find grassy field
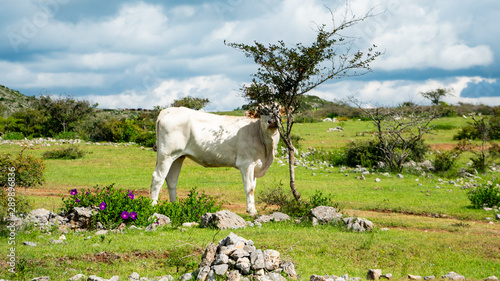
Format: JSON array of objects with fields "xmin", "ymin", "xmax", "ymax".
[{"xmin": 1, "ymin": 116, "xmax": 499, "ymax": 280}]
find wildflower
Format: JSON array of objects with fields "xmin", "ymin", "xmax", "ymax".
[
  {"xmin": 128, "ymin": 192, "xmax": 134, "ymax": 200},
  {"xmin": 75, "ymin": 198, "xmax": 80, "ymax": 203},
  {"xmin": 121, "ymin": 211, "xmax": 130, "ymax": 220},
  {"xmin": 70, "ymin": 189, "xmax": 78, "ymax": 195},
  {"xmin": 130, "ymin": 211, "xmax": 138, "ymax": 220},
  {"xmin": 99, "ymin": 202, "xmax": 107, "ymax": 210}
]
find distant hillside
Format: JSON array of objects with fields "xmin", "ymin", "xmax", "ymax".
[
  {"xmin": 0, "ymin": 85, "xmax": 34, "ymax": 116},
  {"xmin": 300, "ymin": 95, "xmax": 336, "ymax": 111}
]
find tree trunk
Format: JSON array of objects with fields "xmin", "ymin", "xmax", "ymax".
[{"xmin": 287, "ymin": 145, "xmax": 302, "ymax": 203}]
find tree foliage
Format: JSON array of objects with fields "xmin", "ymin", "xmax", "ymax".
[
  {"xmin": 171, "ymin": 96, "xmax": 210, "ymax": 110},
  {"xmin": 227, "ymin": 4, "xmax": 381, "ymax": 202},
  {"xmin": 420, "ymin": 88, "xmax": 453, "ymax": 105}
]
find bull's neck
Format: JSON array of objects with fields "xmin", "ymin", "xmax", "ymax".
[{"xmin": 257, "ymin": 121, "xmax": 279, "ymax": 171}]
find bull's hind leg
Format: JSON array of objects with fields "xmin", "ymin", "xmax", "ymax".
[
  {"xmin": 150, "ymin": 154, "xmax": 176, "ymax": 205},
  {"xmin": 166, "ymin": 156, "xmax": 185, "ymax": 202}
]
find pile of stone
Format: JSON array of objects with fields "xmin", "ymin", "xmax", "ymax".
[
  {"xmin": 185, "ymin": 232, "xmax": 297, "ymax": 281},
  {"xmin": 310, "ymin": 206, "xmax": 374, "ymax": 232}
]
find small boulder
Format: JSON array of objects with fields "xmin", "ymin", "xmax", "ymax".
[
  {"xmin": 263, "ymin": 249, "xmax": 280, "ymax": 271},
  {"xmin": 201, "ymin": 210, "xmax": 246, "ymax": 230},
  {"xmin": 367, "ymin": 269, "xmax": 382, "ymax": 280},
  {"xmin": 441, "ymin": 272, "xmax": 465, "ymax": 281},
  {"xmin": 310, "ymin": 206, "xmax": 342, "ymax": 224}
]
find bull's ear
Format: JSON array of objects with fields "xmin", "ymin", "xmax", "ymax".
[{"xmin": 244, "ymin": 110, "xmax": 259, "ymax": 119}]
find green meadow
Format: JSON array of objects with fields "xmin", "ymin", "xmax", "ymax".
[{"xmin": 1, "ymin": 116, "xmax": 499, "ymax": 280}]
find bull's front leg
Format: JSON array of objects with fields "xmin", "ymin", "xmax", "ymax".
[{"xmin": 239, "ymin": 164, "xmax": 258, "ymax": 217}]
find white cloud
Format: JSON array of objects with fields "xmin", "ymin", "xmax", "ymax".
[{"xmin": 85, "ymin": 75, "xmax": 246, "ymax": 111}]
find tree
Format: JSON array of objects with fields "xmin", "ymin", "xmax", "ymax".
[
  {"xmin": 350, "ymin": 98, "xmax": 435, "ymax": 173},
  {"xmin": 227, "ymin": 4, "xmax": 381, "ymax": 203},
  {"xmin": 171, "ymin": 96, "xmax": 210, "ymax": 110},
  {"xmin": 37, "ymin": 95, "xmax": 97, "ymax": 134},
  {"xmin": 420, "ymin": 88, "xmax": 453, "ymax": 105}
]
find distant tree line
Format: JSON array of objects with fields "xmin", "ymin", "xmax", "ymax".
[{"xmin": 0, "ymin": 95, "xmax": 210, "ymax": 147}]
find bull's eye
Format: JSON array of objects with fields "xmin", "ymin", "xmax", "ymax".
[{"xmin": 268, "ymin": 120, "xmax": 273, "ymax": 124}]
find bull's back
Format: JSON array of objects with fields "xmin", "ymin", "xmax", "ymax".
[{"xmin": 156, "ymin": 107, "xmax": 255, "ymax": 167}]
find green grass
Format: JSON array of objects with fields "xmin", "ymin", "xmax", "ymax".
[{"xmin": 1, "ymin": 116, "xmax": 499, "ymax": 280}]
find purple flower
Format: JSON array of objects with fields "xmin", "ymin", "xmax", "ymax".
[
  {"xmin": 128, "ymin": 191, "xmax": 134, "ymax": 200},
  {"xmin": 75, "ymin": 198, "xmax": 80, "ymax": 203},
  {"xmin": 86, "ymin": 192, "xmax": 90, "ymax": 195},
  {"xmin": 70, "ymin": 189, "xmax": 78, "ymax": 195},
  {"xmin": 130, "ymin": 211, "xmax": 138, "ymax": 220},
  {"xmin": 99, "ymin": 202, "xmax": 107, "ymax": 210},
  {"xmin": 121, "ymin": 211, "xmax": 130, "ymax": 220}
]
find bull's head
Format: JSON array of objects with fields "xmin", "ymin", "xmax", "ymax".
[{"xmin": 256, "ymin": 102, "xmax": 281, "ymax": 130}]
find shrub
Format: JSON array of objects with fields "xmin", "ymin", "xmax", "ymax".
[
  {"xmin": 55, "ymin": 131, "xmax": 79, "ymax": 140},
  {"xmin": 43, "ymin": 146, "xmax": 90, "ymax": 160},
  {"xmin": 433, "ymin": 124, "xmax": 456, "ymax": 130},
  {"xmin": 0, "ymin": 187, "xmax": 32, "ymax": 230},
  {"xmin": 258, "ymin": 181, "xmax": 341, "ymax": 217},
  {"xmin": 133, "ymin": 131, "xmax": 156, "ymax": 147},
  {"xmin": 0, "ymin": 149, "xmax": 45, "ymax": 189},
  {"xmin": 433, "ymin": 150, "xmax": 461, "ymax": 173},
  {"xmin": 467, "ymin": 179, "xmax": 500, "ymax": 208},
  {"xmin": 2, "ymin": 132, "xmax": 25, "ymax": 140},
  {"xmin": 60, "ymin": 184, "xmax": 156, "ymax": 229},
  {"xmin": 60, "ymin": 185, "xmax": 221, "ymax": 228},
  {"xmin": 156, "ymin": 188, "xmax": 222, "ymax": 226}
]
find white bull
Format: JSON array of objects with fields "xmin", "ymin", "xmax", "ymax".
[{"xmin": 150, "ymin": 106, "xmax": 280, "ymax": 216}]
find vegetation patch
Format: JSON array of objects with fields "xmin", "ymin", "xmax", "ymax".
[{"xmin": 42, "ymin": 146, "xmax": 90, "ymax": 160}]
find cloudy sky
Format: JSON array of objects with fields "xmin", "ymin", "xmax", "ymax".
[{"xmin": 0, "ymin": 0, "xmax": 498, "ymax": 111}]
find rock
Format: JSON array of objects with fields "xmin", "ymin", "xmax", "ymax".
[
  {"xmin": 397, "ymin": 174, "xmax": 404, "ymax": 178},
  {"xmin": 441, "ymin": 272, "xmax": 465, "ymax": 280},
  {"xmin": 109, "ymin": 276, "xmax": 119, "ymax": 281},
  {"xmin": 263, "ymin": 249, "xmax": 280, "ymax": 271},
  {"xmin": 343, "ymin": 217, "xmax": 374, "ymax": 232},
  {"xmin": 254, "ymin": 212, "xmax": 291, "ymax": 224},
  {"xmin": 281, "ymin": 261, "xmax": 297, "ymax": 279},
  {"xmin": 310, "ymin": 206, "xmax": 342, "ymax": 224},
  {"xmin": 201, "ymin": 210, "xmax": 247, "ymax": 229},
  {"xmin": 250, "ymin": 249, "xmax": 266, "ymax": 270},
  {"xmin": 129, "ymin": 272, "xmax": 140, "ymax": 280},
  {"xmin": 213, "ymin": 264, "xmax": 229, "ymax": 275},
  {"xmin": 214, "ymin": 253, "xmax": 229, "ymax": 265},
  {"xmin": 197, "ymin": 266, "xmax": 211, "ymax": 281},
  {"xmin": 496, "ymin": 213, "xmax": 500, "ymax": 220},
  {"xmin": 200, "ymin": 243, "xmax": 217, "ymax": 267},
  {"xmin": 206, "ymin": 270, "xmax": 216, "ymax": 281},
  {"xmin": 349, "ymin": 278, "xmax": 362, "ymax": 281},
  {"xmin": 95, "ymin": 230, "xmax": 108, "ymax": 235},
  {"xmin": 381, "ymin": 274, "xmax": 392, "ymax": 280},
  {"xmin": 158, "ymin": 276, "xmax": 174, "ymax": 281},
  {"xmin": 31, "ymin": 277, "xmax": 50, "ymax": 281},
  {"xmin": 68, "ymin": 207, "xmax": 94, "ymax": 229},
  {"xmin": 59, "ymin": 234, "xmax": 66, "ymax": 240},
  {"xmin": 484, "ymin": 277, "xmax": 499, "ymax": 281},
  {"xmin": 231, "ymin": 249, "xmax": 250, "ymax": 259},
  {"xmin": 375, "ymin": 178, "xmax": 381, "ymax": 182},
  {"xmin": 50, "ymin": 239, "xmax": 65, "ymax": 244},
  {"xmin": 69, "ymin": 274, "xmax": 86, "ymax": 281},
  {"xmin": 236, "ymin": 257, "xmax": 251, "ymax": 275},
  {"xmin": 424, "ymin": 276, "xmax": 435, "ymax": 280},
  {"xmin": 258, "ymin": 273, "xmax": 286, "ymax": 281},
  {"xmin": 88, "ymin": 276, "xmax": 105, "ymax": 281},
  {"xmin": 23, "ymin": 241, "xmax": 37, "ymax": 247},
  {"xmin": 367, "ymin": 269, "xmax": 382, "ymax": 280},
  {"xmin": 145, "ymin": 223, "xmax": 156, "ymax": 232},
  {"xmin": 180, "ymin": 273, "xmax": 193, "ymax": 281},
  {"xmin": 228, "ymin": 270, "xmax": 241, "ymax": 281},
  {"xmin": 309, "ymin": 275, "xmax": 327, "ymax": 281},
  {"xmin": 408, "ymin": 274, "xmax": 422, "ymax": 280},
  {"xmin": 182, "ymin": 222, "xmax": 199, "ymax": 227}
]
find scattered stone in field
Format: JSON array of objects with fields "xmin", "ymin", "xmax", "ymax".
[
  {"xmin": 380, "ymin": 228, "xmax": 389, "ymax": 231},
  {"xmin": 483, "ymin": 207, "xmax": 493, "ymax": 211},
  {"xmin": 397, "ymin": 174, "xmax": 404, "ymax": 178},
  {"xmin": 182, "ymin": 222, "xmax": 199, "ymax": 227},
  {"xmin": 59, "ymin": 234, "xmax": 66, "ymax": 240},
  {"xmin": 367, "ymin": 269, "xmax": 382, "ymax": 280},
  {"xmin": 69, "ymin": 274, "xmax": 86, "ymax": 281},
  {"xmin": 408, "ymin": 274, "xmax": 422, "ymax": 280},
  {"xmin": 441, "ymin": 272, "xmax": 465, "ymax": 280},
  {"xmin": 254, "ymin": 212, "xmax": 291, "ymax": 224},
  {"xmin": 50, "ymin": 239, "xmax": 66, "ymax": 244},
  {"xmin": 345, "ymin": 174, "xmax": 349, "ymax": 177},
  {"xmin": 496, "ymin": 214, "xmax": 500, "ymax": 220},
  {"xmin": 151, "ymin": 213, "xmax": 171, "ymax": 226},
  {"xmin": 180, "ymin": 273, "xmax": 193, "ymax": 281},
  {"xmin": 201, "ymin": 210, "xmax": 247, "ymax": 230},
  {"xmin": 424, "ymin": 276, "xmax": 435, "ymax": 280},
  {"xmin": 310, "ymin": 206, "xmax": 343, "ymax": 224},
  {"xmin": 128, "ymin": 272, "xmax": 140, "ymax": 280},
  {"xmin": 258, "ymin": 272, "xmax": 287, "ymax": 281},
  {"xmin": 95, "ymin": 230, "xmax": 108, "ymax": 235},
  {"xmin": 145, "ymin": 223, "xmax": 156, "ymax": 232},
  {"xmin": 31, "ymin": 277, "xmax": 50, "ymax": 281},
  {"xmin": 343, "ymin": 217, "xmax": 374, "ymax": 232},
  {"xmin": 484, "ymin": 276, "xmax": 498, "ymax": 281},
  {"xmin": 309, "ymin": 275, "xmax": 327, "ymax": 281},
  {"xmin": 375, "ymin": 178, "xmax": 381, "ymax": 182},
  {"xmin": 381, "ymin": 273, "xmax": 392, "ymax": 280},
  {"xmin": 88, "ymin": 276, "xmax": 105, "ymax": 281},
  {"xmin": 23, "ymin": 241, "xmax": 37, "ymax": 247},
  {"xmin": 108, "ymin": 276, "xmax": 119, "ymax": 281}
]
